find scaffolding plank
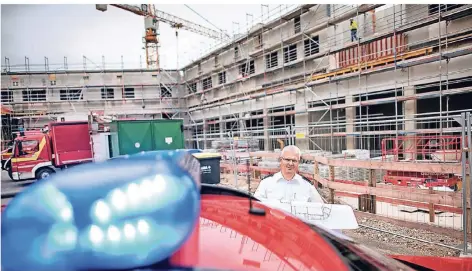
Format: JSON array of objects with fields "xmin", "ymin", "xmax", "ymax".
[
  {"xmin": 444, "ymin": 46, "xmax": 472, "ymax": 58},
  {"xmin": 397, "ymin": 55, "xmax": 442, "ymax": 68}
]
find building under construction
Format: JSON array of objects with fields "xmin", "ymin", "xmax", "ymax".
[
  {"xmin": 2, "ymin": 4, "xmax": 472, "ymax": 156},
  {"xmin": 4, "ymin": 4, "xmax": 472, "ymax": 256}
]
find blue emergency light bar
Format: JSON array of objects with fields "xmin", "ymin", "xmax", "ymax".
[{"xmin": 1, "ymin": 152, "xmax": 201, "ymax": 271}]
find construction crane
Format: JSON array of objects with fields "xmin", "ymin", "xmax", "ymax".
[{"xmin": 96, "ymin": 4, "xmax": 230, "ymax": 70}]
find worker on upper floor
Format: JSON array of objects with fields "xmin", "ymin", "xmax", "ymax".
[
  {"xmin": 254, "ymin": 145, "xmax": 324, "ymax": 203},
  {"xmin": 350, "ymin": 19, "xmax": 358, "ymax": 42}
]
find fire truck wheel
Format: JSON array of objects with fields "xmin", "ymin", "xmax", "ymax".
[{"xmin": 35, "ymin": 167, "xmax": 55, "ymax": 180}]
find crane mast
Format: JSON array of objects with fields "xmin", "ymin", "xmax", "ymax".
[{"xmin": 96, "ymin": 4, "xmax": 230, "ymax": 70}]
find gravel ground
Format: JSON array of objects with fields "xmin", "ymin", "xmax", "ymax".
[
  {"xmin": 220, "ymin": 174, "xmax": 465, "ymax": 257},
  {"xmin": 319, "ymin": 186, "xmax": 465, "ymax": 257},
  {"xmin": 343, "ymin": 217, "xmax": 462, "ymax": 257}
]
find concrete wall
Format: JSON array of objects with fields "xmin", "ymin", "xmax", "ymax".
[
  {"xmin": 1, "ymin": 70, "xmax": 184, "ymax": 116},
  {"xmin": 1, "ymin": 71, "xmax": 181, "ymax": 89}
]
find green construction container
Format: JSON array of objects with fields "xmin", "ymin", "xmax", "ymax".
[{"xmin": 109, "ymin": 119, "xmax": 185, "ymax": 157}]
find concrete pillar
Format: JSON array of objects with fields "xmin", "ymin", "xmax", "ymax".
[
  {"xmin": 404, "ymin": 86, "xmax": 417, "ymax": 160},
  {"xmin": 294, "ymin": 92, "xmax": 309, "ymax": 151},
  {"xmin": 345, "ymin": 95, "xmax": 355, "ymax": 150},
  {"xmin": 239, "ymin": 112, "xmax": 246, "ymax": 138},
  {"xmin": 294, "ymin": 113, "xmax": 309, "ymax": 151},
  {"xmin": 263, "ymin": 108, "xmax": 270, "ymax": 151},
  {"xmin": 219, "ymin": 116, "xmax": 224, "ymax": 139},
  {"xmin": 203, "ymin": 120, "xmax": 208, "ymax": 149}
]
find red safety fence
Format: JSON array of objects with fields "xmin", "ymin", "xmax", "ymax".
[
  {"xmin": 337, "ymin": 34, "xmax": 407, "ymax": 68},
  {"xmin": 381, "ymin": 135, "xmax": 463, "ymax": 162}
]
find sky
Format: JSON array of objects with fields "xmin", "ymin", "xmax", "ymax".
[{"xmin": 1, "ymin": 4, "xmax": 300, "ymax": 71}]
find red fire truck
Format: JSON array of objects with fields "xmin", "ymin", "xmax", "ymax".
[{"xmin": 3, "ymin": 121, "xmax": 93, "ymax": 181}]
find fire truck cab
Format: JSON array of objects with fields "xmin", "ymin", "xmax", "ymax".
[
  {"xmin": 4, "ymin": 121, "xmax": 94, "ymax": 181},
  {"xmin": 1, "ymin": 130, "xmax": 43, "ymax": 169}
]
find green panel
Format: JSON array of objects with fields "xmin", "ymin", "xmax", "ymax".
[
  {"xmin": 117, "ymin": 121, "xmax": 154, "ymax": 155},
  {"xmin": 151, "ymin": 119, "xmax": 184, "ymax": 150}
]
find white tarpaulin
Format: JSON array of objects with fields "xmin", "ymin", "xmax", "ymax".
[{"xmin": 261, "ymin": 200, "xmax": 359, "ymax": 230}]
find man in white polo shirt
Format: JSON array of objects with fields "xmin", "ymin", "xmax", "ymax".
[{"xmin": 254, "ymin": 145, "xmax": 324, "ymax": 203}]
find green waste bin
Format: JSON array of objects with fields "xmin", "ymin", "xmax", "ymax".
[{"xmin": 192, "ymin": 153, "xmax": 221, "ymax": 184}]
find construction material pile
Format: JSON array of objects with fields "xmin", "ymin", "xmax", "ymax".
[
  {"xmin": 211, "ymin": 139, "xmax": 259, "ymax": 151},
  {"xmin": 342, "ymin": 149, "xmax": 370, "ymax": 160},
  {"xmin": 205, "ymin": 138, "xmax": 260, "ymax": 165}
]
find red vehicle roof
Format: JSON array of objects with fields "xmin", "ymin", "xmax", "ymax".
[
  {"xmin": 2, "ymin": 189, "xmax": 472, "ymax": 271},
  {"xmin": 170, "ymin": 194, "xmax": 415, "ymax": 271}
]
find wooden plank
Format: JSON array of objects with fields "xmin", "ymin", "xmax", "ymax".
[
  {"xmin": 219, "ymin": 168, "xmax": 467, "ymax": 213},
  {"xmin": 245, "ymin": 151, "xmax": 462, "ymax": 174},
  {"xmin": 311, "ymin": 48, "xmax": 430, "ymax": 82},
  {"xmin": 335, "ymin": 191, "xmax": 463, "ymax": 214},
  {"xmin": 222, "ymin": 163, "xmax": 461, "ymax": 197},
  {"xmin": 429, "ymin": 203, "xmax": 435, "ymax": 222},
  {"xmin": 301, "ymin": 154, "xmax": 462, "ymax": 174},
  {"xmin": 220, "ymin": 163, "xmax": 468, "ymax": 207},
  {"xmin": 369, "ymin": 169, "xmax": 376, "ymax": 214},
  {"xmin": 330, "ymin": 178, "xmax": 458, "ymax": 196},
  {"xmin": 219, "ymin": 166, "xmax": 470, "ymax": 209},
  {"xmin": 312, "ymin": 174, "xmax": 467, "ymax": 208},
  {"xmin": 429, "ymin": 187, "xmax": 435, "ymax": 222}
]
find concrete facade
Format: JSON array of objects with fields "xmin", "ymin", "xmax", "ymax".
[
  {"xmin": 179, "ymin": 4, "xmax": 472, "ymax": 151},
  {"xmin": 1, "ymin": 69, "xmax": 186, "ymax": 129}
]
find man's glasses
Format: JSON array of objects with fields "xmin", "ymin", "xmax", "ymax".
[{"xmin": 281, "ymin": 157, "xmax": 299, "ymax": 164}]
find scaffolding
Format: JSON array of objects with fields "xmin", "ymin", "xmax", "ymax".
[
  {"xmin": 1, "ymin": 55, "xmax": 186, "ymax": 131},
  {"xmin": 182, "ymin": 4, "xmax": 472, "ymax": 153}
]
